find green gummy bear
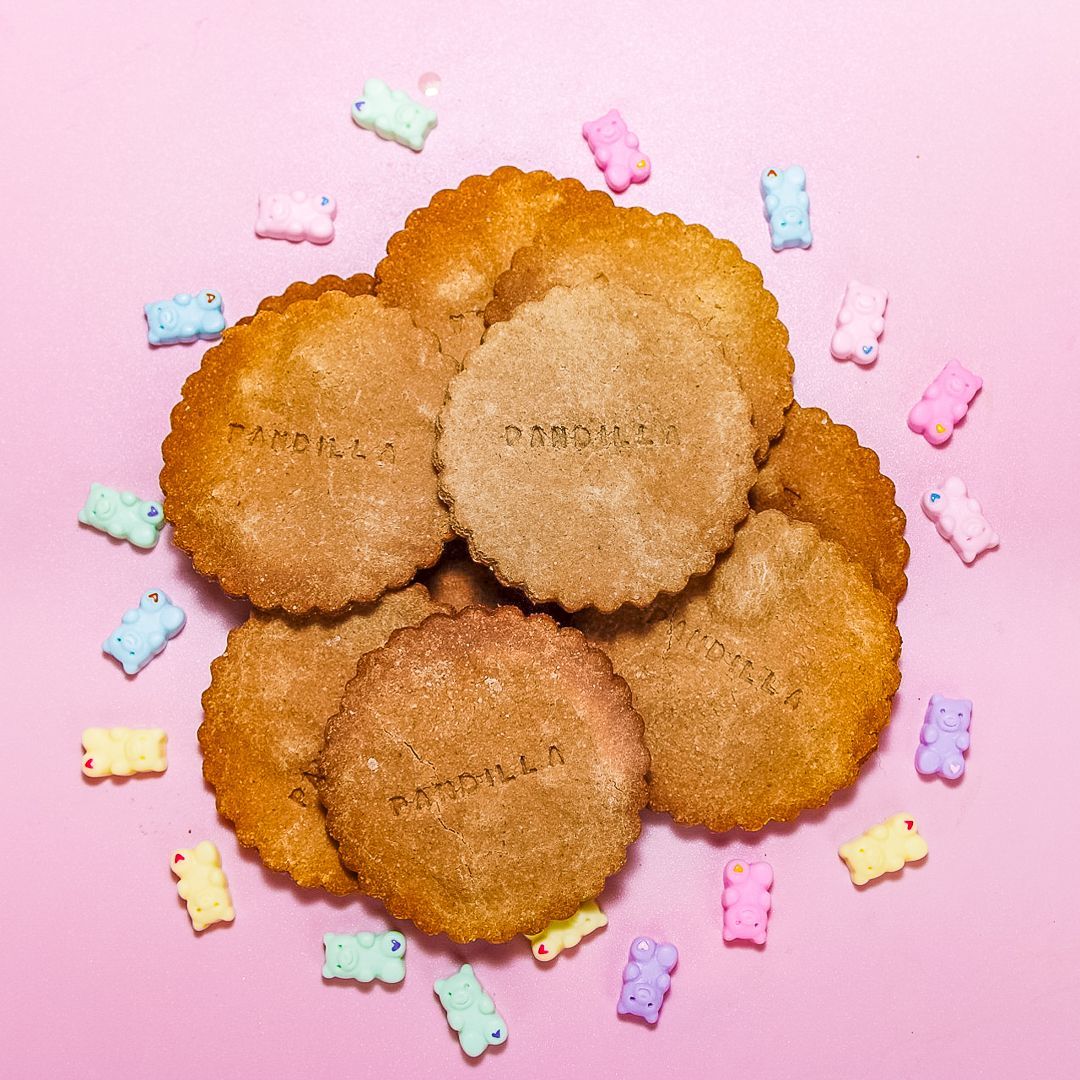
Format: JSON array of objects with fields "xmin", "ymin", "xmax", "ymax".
[{"xmin": 434, "ymin": 963, "xmax": 508, "ymax": 1058}]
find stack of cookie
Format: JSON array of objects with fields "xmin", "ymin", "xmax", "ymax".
[{"xmin": 162, "ymin": 167, "xmax": 907, "ymax": 944}]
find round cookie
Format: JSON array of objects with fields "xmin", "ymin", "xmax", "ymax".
[
  {"xmin": 576, "ymin": 510, "xmax": 901, "ymax": 833},
  {"xmin": 436, "ymin": 281, "xmax": 757, "ymax": 612},
  {"xmin": 234, "ymin": 273, "xmax": 375, "ymax": 327},
  {"xmin": 318, "ymin": 605, "xmax": 649, "ymax": 943},
  {"xmin": 486, "ymin": 205, "xmax": 794, "ymax": 460},
  {"xmin": 375, "ymin": 166, "xmax": 612, "ymax": 364},
  {"xmin": 750, "ymin": 401, "xmax": 909, "ymax": 607},
  {"xmin": 161, "ymin": 292, "xmax": 456, "ymax": 613},
  {"xmin": 200, "ymin": 584, "xmax": 445, "ymax": 894}
]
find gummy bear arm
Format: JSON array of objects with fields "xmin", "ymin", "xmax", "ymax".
[
  {"xmin": 951, "ymin": 401, "xmax": 967, "ymax": 420},
  {"xmin": 657, "ymin": 973, "xmax": 671, "ymax": 992},
  {"xmin": 797, "ymin": 192, "xmax": 809, "ymax": 208},
  {"xmin": 871, "ymin": 317, "xmax": 885, "ymax": 334},
  {"xmin": 837, "ymin": 308, "xmax": 854, "ymax": 326},
  {"xmin": 121, "ymin": 609, "xmax": 139, "ymax": 624},
  {"xmin": 722, "ymin": 886, "xmax": 738, "ymax": 905},
  {"xmin": 956, "ymin": 733, "xmax": 971, "ymax": 750},
  {"xmin": 625, "ymin": 133, "xmax": 639, "ymax": 149},
  {"xmin": 595, "ymin": 145, "xmax": 612, "ymax": 166},
  {"xmin": 764, "ymin": 193, "xmax": 779, "ymax": 214},
  {"xmin": 922, "ymin": 725, "xmax": 939, "ymax": 744},
  {"xmin": 623, "ymin": 961, "xmax": 640, "ymax": 980},
  {"xmin": 478, "ymin": 995, "xmax": 495, "ymax": 1015},
  {"xmin": 924, "ymin": 383, "xmax": 943, "ymax": 400},
  {"xmin": 446, "ymin": 1012, "xmax": 465, "ymax": 1032}
]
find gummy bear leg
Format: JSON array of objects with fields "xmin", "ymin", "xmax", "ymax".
[
  {"xmin": 915, "ymin": 747, "xmax": 941, "ymax": 776},
  {"xmin": 458, "ymin": 1028, "xmax": 488, "ymax": 1058},
  {"xmin": 942, "ymin": 755, "xmax": 965, "ymax": 780},
  {"xmin": 605, "ymin": 165, "xmax": 631, "ymax": 194}
]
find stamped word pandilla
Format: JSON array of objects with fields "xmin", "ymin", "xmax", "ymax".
[
  {"xmin": 504, "ymin": 422, "xmax": 680, "ymax": 450},
  {"xmin": 227, "ymin": 422, "xmax": 394, "ymax": 464},
  {"xmin": 646, "ymin": 606, "xmax": 803, "ymax": 708},
  {"xmin": 388, "ymin": 745, "xmax": 565, "ymax": 817}
]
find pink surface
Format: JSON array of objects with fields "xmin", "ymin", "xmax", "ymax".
[{"xmin": 2, "ymin": 2, "xmax": 1079, "ymax": 1077}]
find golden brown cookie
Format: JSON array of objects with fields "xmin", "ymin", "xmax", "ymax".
[
  {"xmin": 486, "ymin": 204, "xmax": 794, "ymax": 460},
  {"xmin": 419, "ymin": 538, "xmax": 522, "ymax": 612},
  {"xmin": 750, "ymin": 402, "xmax": 909, "ymax": 607},
  {"xmin": 199, "ymin": 585, "xmax": 445, "ymax": 894},
  {"xmin": 436, "ymin": 282, "xmax": 757, "ymax": 612},
  {"xmin": 576, "ymin": 510, "xmax": 901, "ymax": 833},
  {"xmin": 161, "ymin": 292, "xmax": 456, "ymax": 614},
  {"xmin": 375, "ymin": 166, "xmax": 612, "ymax": 364},
  {"xmin": 234, "ymin": 273, "xmax": 375, "ymax": 327},
  {"xmin": 318, "ymin": 605, "xmax": 648, "ymax": 943}
]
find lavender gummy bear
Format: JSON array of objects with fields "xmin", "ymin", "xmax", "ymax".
[
  {"xmin": 915, "ymin": 694, "xmax": 972, "ymax": 780},
  {"xmin": 617, "ymin": 936, "xmax": 678, "ymax": 1024}
]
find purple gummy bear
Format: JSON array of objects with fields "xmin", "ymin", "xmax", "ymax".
[
  {"xmin": 915, "ymin": 694, "xmax": 972, "ymax": 780},
  {"xmin": 617, "ymin": 936, "xmax": 678, "ymax": 1025}
]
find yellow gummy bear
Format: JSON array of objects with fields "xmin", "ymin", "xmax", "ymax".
[
  {"xmin": 82, "ymin": 727, "xmax": 167, "ymax": 777},
  {"xmin": 525, "ymin": 900, "xmax": 608, "ymax": 961},
  {"xmin": 171, "ymin": 841, "xmax": 235, "ymax": 931},
  {"xmin": 839, "ymin": 813, "xmax": 928, "ymax": 886}
]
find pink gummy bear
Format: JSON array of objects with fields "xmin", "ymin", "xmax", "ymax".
[
  {"xmin": 721, "ymin": 859, "xmax": 773, "ymax": 945},
  {"xmin": 922, "ymin": 476, "xmax": 1000, "ymax": 564},
  {"xmin": 830, "ymin": 281, "xmax": 888, "ymax": 365},
  {"xmin": 907, "ymin": 360, "xmax": 982, "ymax": 445},
  {"xmin": 255, "ymin": 191, "xmax": 336, "ymax": 244},
  {"xmin": 582, "ymin": 109, "xmax": 650, "ymax": 194}
]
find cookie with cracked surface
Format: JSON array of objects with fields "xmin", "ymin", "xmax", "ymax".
[
  {"xmin": 436, "ymin": 281, "xmax": 757, "ymax": 612},
  {"xmin": 375, "ymin": 166, "xmax": 612, "ymax": 364},
  {"xmin": 575, "ymin": 510, "xmax": 901, "ymax": 833},
  {"xmin": 318, "ymin": 605, "xmax": 649, "ymax": 943},
  {"xmin": 199, "ymin": 584, "xmax": 446, "ymax": 894},
  {"xmin": 161, "ymin": 292, "xmax": 456, "ymax": 614},
  {"xmin": 486, "ymin": 204, "xmax": 793, "ymax": 460},
  {"xmin": 750, "ymin": 402, "xmax": 909, "ymax": 607},
  {"xmin": 234, "ymin": 273, "xmax": 375, "ymax": 327}
]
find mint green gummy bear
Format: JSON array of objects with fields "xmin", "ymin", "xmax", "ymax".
[
  {"xmin": 434, "ymin": 964, "xmax": 508, "ymax": 1058},
  {"xmin": 322, "ymin": 931, "xmax": 406, "ymax": 984},
  {"xmin": 78, "ymin": 482, "xmax": 164, "ymax": 549}
]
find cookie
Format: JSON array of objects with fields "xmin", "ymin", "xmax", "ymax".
[
  {"xmin": 318, "ymin": 605, "xmax": 648, "ymax": 943},
  {"xmin": 199, "ymin": 584, "xmax": 445, "ymax": 894},
  {"xmin": 576, "ymin": 510, "xmax": 901, "ymax": 833},
  {"xmin": 436, "ymin": 281, "xmax": 757, "ymax": 612},
  {"xmin": 161, "ymin": 292, "xmax": 456, "ymax": 613},
  {"xmin": 486, "ymin": 204, "xmax": 794, "ymax": 460},
  {"xmin": 234, "ymin": 273, "xmax": 374, "ymax": 327},
  {"xmin": 750, "ymin": 402, "xmax": 909, "ymax": 607},
  {"xmin": 375, "ymin": 166, "xmax": 612, "ymax": 364},
  {"xmin": 420, "ymin": 538, "xmax": 522, "ymax": 612}
]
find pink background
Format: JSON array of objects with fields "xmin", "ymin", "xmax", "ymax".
[{"xmin": 3, "ymin": 2, "xmax": 1078, "ymax": 1077}]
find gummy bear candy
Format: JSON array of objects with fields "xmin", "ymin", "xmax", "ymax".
[
  {"xmin": 839, "ymin": 814, "xmax": 927, "ymax": 886},
  {"xmin": 617, "ymin": 936, "xmax": 678, "ymax": 1024},
  {"xmin": 144, "ymin": 291, "xmax": 225, "ymax": 346},
  {"xmin": 255, "ymin": 192, "xmax": 336, "ymax": 244},
  {"xmin": 582, "ymin": 109, "xmax": 651, "ymax": 194},
  {"xmin": 922, "ymin": 477, "xmax": 999, "ymax": 564},
  {"xmin": 102, "ymin": 589, "xmax": 186, "ymax": 675},
  {"xmin": 907, "ymin": 360, "xmax": 982, "ymax": 446},
  {"xmin": 915, "ymin": 695, "xmax": 972, "ymax": 780},
  {"xmin": 434, "ymin": 964, "xmax": 507, "ymax": 1058},
  {"xmin": 351, "ymin": 78, "xmax": 437, "ymax": 152},
  {"xmin": 526, "ymin": 900, "xmax": 607, "ymax": 961},
  {"xmin": 82, "ymin": 727, "xmax": 168, "ymax": 777},
  {"xmin": 761, "ymin": 166, "xmax": 812, "ymax": 250},
  {"xmin": 721, "ymin": 859, "xmax": 773, "ymax": 945},
  {"xmin": 830, "ymin": 281, "xmax": 888, "ymax": 364},
  {"xmin": 78, "ymin": 483, "xmax": 164, "ymax": 549},
  {"xmin": 171, "ymin": 841, "xmax": 235, "ymax": 931},
  {"xmin": 322, "ymin": 931, "xmax": 406, "ymax": 984}
]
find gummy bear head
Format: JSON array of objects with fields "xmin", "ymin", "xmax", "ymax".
[
  {"xmin": 773, "ymin": 203, "xmax": 809, "ymax": 242},
  {"xmin": 929, "ymin": 695, "xmax": 971, "ymax": 734},
  {"xmin": 393, "ymin": 102, "xmax": 434, "ymax": 144},
  {"xmin": 260, "ymin": 193, "xmax": 293, "ymax": 223},
  {"xmin": 147, "ymin": 302, "xmax": 178, "ymax": 334},
  {"xmin": 380, "ymin": 931, "xmax": 406, "ymax": 958},
  {"xmin": 82, "ymin": 483, "xmax": 117, "ymax": 525},
  {"xmin": 123, "ymin": 730, "xmax": 164, "ymax": 770},
  {"xmin": 848, "ymin": 281, "xmax": 888, "ymax": 317},
  {"xmin": 839, "ymin": 836, "xmax": 884, "ymax": 882},
  {"xmin": 435, "ymin": 964, "xmax": 478, "ymax": 1012},
  {"xmin": 941, "ymin": 361, "xmax": 982, "ymax": 402},
  {"xmin": 583, "ymin": 109, "xmax": 627, "ymax": 148},
  {"xmin": 620, "ymin": 979, "xmax": 658, "ymax": 1022},
  {"xmin": 324, "ymin": 933, "xmax": 359, "ymax": 975}
]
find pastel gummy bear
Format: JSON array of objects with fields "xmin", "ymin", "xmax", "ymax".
[
  {"xmin": 144, "ymin": 291, "xmax": 225, "ymax": 346},
  {"xmin": 171, "ymin": 841, "xmax": 235, "ymax": 931},
  {"xmin": 922, "ymin": 476, "xmax": 1000, "ymax": 564},
  {"xmin": 907, "ymin": 360, "xmax": 983, "ymax": 445},
  {"xmin": 582, "ymin": 109, "xmax": 651, "ymax": 194},
  {"xmin": 102, "ymin": 589, "xmax": 186, "ymax": 675},
  {"xmin": 761, "ymin": 166, "xmax": 812, "ymax": 250},
  {"xmin": 255, "ymin": 191, "xmax": 336, "ymax": 244},
  {"xmin": 322, "ymin": 931, "xmax": 406, "ymax": 984},
  {"xmin": 81, "ymin": 727, "xmax": 168, "ymax": 777},
  {"xmin": 617, "ymin": 936, "xmax": 678, "ymax": 1025},
  {"xmin": 78, "ymin": 482, "xmax": 164, "ymax": 549},
  {"xmin": 351, "ymin": 78, "xmax": 437, "ymax": 152},
  {"xmin": 434, "ymin": 964, "xmax": 507, "ymax": 1059},
  {"xmin": 839, "ymin": 814, "xmax": 928, "ymax": 886},
  {"xmin": 721, "ymin": 859, "xmax": 773, "ymax": 945},
  {"xmin": 830, "ymin": 281, "xmax": 888, "ymax": 364},
  {"xmin": 526, "ymin": 900, "xmax": 608, "ymax": 961},
  {"xmin": 916, "ymin": 695, "xmax": 972, "ymax": 780}
]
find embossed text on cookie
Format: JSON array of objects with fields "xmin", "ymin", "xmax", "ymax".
[
  {"xmin": 646, "ymin": 606, "xmax": 803, "ymax": 708},
  {"xmin": 388, "ymin": 745, "xmax": 565, "ymax": 817},
  {"xmin": 227, "ymin": 422, "xmax": 395, "ymax": 464},
  {"xmin": 503, "ymin": 423, "xmax": 680, "ymax": 450}
]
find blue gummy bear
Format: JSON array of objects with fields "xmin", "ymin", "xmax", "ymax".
[
  {"xmin": 760, "ymin": 166, "xmax": 812, "ymax": 251},
  {"xmin": 915, "ymin": 694, "xmax": 972, "ymax": 780},
  {"xmin": 617, "ymin": 936, "xmax": 678, "ymax": 1024},
  {"xmin": 103, "ymin": 589, "xmax": 186, "ymax": 675},
  {"xmin": 322, "ymin": 931, "xmax": 406, "ymax": 984},
  {"xmin": 434, "ymin": 964, "xmax": 507, "ymax": 1058},
  {"xmin": 144, "ymin": 290, "xmax": 225, "ymax": 345}
]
